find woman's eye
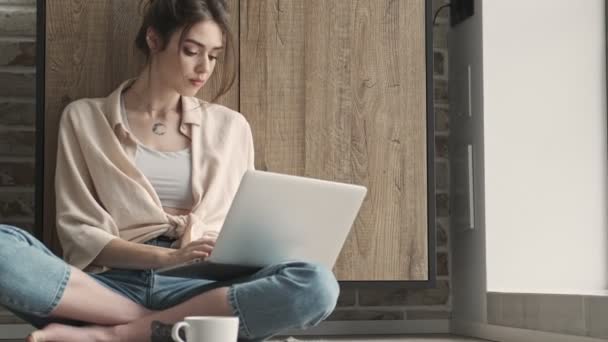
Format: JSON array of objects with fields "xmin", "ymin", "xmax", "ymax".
[
  {"xmin": 184, "ymin": 49, "xmax": 198, "ymax": 56},
  {"xmin": 209, "ymin": 55, "xmax": 218, "ymax": 61}
]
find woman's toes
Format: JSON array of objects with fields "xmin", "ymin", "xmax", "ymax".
[{"xmin": 26, "ymin": 331, "xmax": 41, "ymax": 342}]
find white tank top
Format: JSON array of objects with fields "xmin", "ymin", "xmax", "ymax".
[{"xmin": 120, "ymin": 92, "xmax": 194, "ymax": 209}]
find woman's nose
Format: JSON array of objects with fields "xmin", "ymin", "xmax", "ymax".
[{"xmin": 196, "ymin": 57, "xmax": 211, "ymax": 74}]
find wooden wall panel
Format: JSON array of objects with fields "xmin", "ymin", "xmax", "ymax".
[
  {"xmin": 44, "ymin": 0, "xmax": 239, "ymax": 252},
  {"xmin": 240, "ymin": 0, "xmax": 428, "ymax": 281},
  {"xmin": 44, "ymin": 0, "xmax": 428, "ymax": 281}
]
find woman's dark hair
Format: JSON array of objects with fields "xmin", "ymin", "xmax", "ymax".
[{"xmin": 135, "ymin": 0, "xmax": 236, "ymax": 103}]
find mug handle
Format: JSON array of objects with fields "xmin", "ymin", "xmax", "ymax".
[{"xmin": 171, "ymin": 321, "xmax": 189, "ymax": 342}]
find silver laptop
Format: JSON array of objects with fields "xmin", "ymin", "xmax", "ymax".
[{"xmin": 157, "ymin": 169, "xmax": 367, "ymax": 281}]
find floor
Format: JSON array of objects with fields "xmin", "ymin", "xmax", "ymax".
[
  {"xmin": 0, "ymin": 334, "xmax": 493, "ymax": 342},
  {"xmin": 270, "ymin": 335, "xmax": 493, "ymax": 341}
]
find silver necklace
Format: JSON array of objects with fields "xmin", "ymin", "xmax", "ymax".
[
  {"xmin": 125, "ymin": 86, "xmax": 179, "ymax": 136},
  {"xmin": 152, "ymin": 122, "xmax": 167, "ymax": 136}
]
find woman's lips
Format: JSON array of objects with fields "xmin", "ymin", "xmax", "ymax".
[{"xmin": 190, "ymin": 79, "xmax": 204, "ymax": 87}]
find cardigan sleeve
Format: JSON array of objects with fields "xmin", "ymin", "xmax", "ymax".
[{"xmin": 54, "ymin": 105, "xmax": 119, "ymax": 271}]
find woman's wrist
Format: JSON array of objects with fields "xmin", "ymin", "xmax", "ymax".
[
  {"xmin": 95, "ymin": 238, "xmax": 179, "ymax": 270},
  {"xmin": 154, "ymin": 248, "xmax": 174, "ymax": 268}
]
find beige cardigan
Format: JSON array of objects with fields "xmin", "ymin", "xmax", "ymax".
[{"xmin": 55, "ymin": 79, "xmax": 255, "ymax": 273}]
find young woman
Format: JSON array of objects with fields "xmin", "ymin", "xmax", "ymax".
[{"xmin": 0, "ymin": 0, "xmax": 339, "ymax": 341}]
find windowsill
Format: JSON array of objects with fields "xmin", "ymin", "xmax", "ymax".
[
  {"xmin": 487, "ymin": 291, "xmax": 608, "ymax": 338},
  {"xmin": 489, "ymin": 288, "xmax": 608, "ymax": 297}
]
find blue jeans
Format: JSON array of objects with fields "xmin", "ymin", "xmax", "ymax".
[{"xmin": 0, "ymin": 224, "xmax": 340, "ymax": 341}]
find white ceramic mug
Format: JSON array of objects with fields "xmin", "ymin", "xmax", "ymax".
[{"xmin": 171, "ymin": 316, "xmax": 239, "ymax": 342}]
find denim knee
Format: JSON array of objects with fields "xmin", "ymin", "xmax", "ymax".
[
  {"xmin": 0, "ymin": 224, "xmax": 71, "ymax": 316},
  {"xmin": 0, "ymin": 224, "xmax": 28, "ymax": 240},
  {"xmin": 0, "ymin": 224, "xmax": 31, "ymax": 257},
  {"xmin": 0, "ymin": 224, "xmax": 49, "ymax": 261},
  {"xmin": 224, "ymin": 261, "xmax": 341, "ymax": 340},
  {"xmin": 292, "ymin": 262, "xmax": 340, "ymax": 327}
]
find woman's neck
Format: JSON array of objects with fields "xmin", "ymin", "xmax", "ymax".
[{"xmin": 123, "ymin": 73, "xmax": 182, "ymax": 120}]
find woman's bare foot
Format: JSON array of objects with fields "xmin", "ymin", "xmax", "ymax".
[{"xmin": 25, "ymin": 323, "xmax": 118, "ymax": 342}]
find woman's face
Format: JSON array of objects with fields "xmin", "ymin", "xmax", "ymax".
[{"xmin": 150, "ymin": 19, "xmax": 224, "ymax": 97}]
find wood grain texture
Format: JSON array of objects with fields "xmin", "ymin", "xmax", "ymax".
[
  {"xmin": 240, "ymin": 0, "xmax": 428, "ymax": 280},
  {"xmin": 44, "ymin": 0, "xmax": 427, "ymax": 281},
  {"xmin": 43, "ymin": 0, "xmax": 240, "ymax": 253}
]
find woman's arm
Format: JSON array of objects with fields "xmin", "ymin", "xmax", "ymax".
[
  {"xmin": 92, "ymin": 239, "xmax": 171, "ymax": 269},
  {"xmin": 55, "ymin": 104, "xmax": 217, "ymax": 271},
  {"xmin": 92, "ymin": 236, "xmax": 216, "ymax": 269}
]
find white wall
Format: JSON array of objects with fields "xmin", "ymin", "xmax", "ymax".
[{"xmin": 483, "ymin": 0, "xmax": 608, "ymax": 292}]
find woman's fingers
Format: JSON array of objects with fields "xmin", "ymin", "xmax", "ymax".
[
  {"xmin": 173, "ymin": 233, "xmax": 218, "ymax": 263},
  {"xmin": 191, "ymin": 251, "xmax": 209, "ymax": 259},
  {"xmin": 187, "ymin": 243, "xmax": 214, "ymax": 254},
  {"xmin": 203, "ymin": 231, "xmax": 219, "ymax": 237},
  {"xmin": 188, "ymin": 237, "xmax": 216, "ymax": 246}
]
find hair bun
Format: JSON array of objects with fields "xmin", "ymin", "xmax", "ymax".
[{"xmin": 212, "ymin": 0, "xmax": 228, "ymax": 10}]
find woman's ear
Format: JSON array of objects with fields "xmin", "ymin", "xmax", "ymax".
[{"xmin": 146, "ymin": 27, "xmax": 160, "ymax": 52}]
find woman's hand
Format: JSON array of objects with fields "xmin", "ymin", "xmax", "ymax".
[{"xmin": 162, "ymin": 232, "xmax": 218, "ymax": 267}]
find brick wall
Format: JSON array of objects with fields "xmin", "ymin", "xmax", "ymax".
[
  {"xmin": 0, "ymin": 0, "xmax": 452, "ymax": 327},
  {"xmin": 0, "ymin": 0, "xmax": 37, "ymax": 235},
  {"xmin": 0, "ymin": 0, "xmax": 37, "ymax": 327}
]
